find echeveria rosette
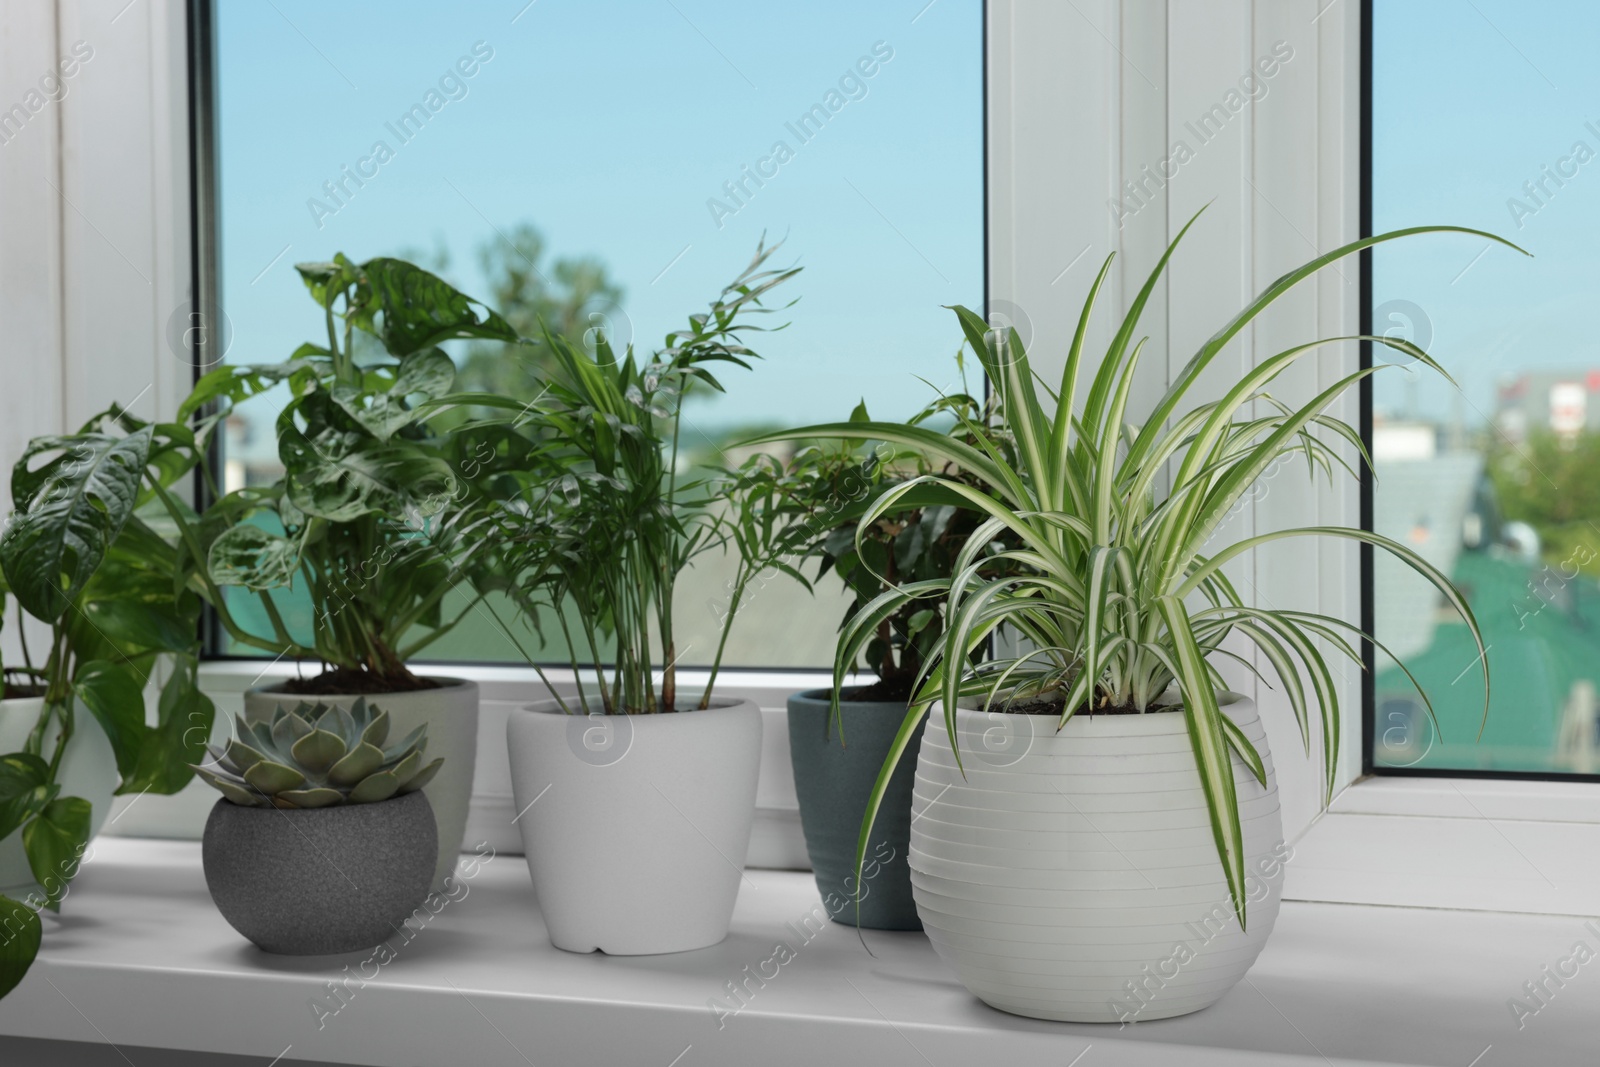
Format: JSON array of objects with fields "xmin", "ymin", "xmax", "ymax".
[{"xmin": 193, "ymin": 697, "xmax": 442, "ymax": 809}]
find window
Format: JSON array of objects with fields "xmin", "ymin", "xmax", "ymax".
[
  {"xmin": 1368, "ymin": 0, "xmax": 1600, "ymax": 777},
  {"xmin": 204, "ymin": 0, "xmax": 984, "ymax": 668}
]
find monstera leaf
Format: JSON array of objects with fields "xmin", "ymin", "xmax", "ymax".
[
  {"xmin": 279, "ymin": 411, "xmax": 456, "ymax": 523},
  {"xmin": 331, "ymin": 349, "xmax": 457, "ymax": 441},
  {"xmin": 359, "ymin": 258, "xmax": 520, "ymax": 356},
  {"xmin": 178, "ymin": 353, "xmax": 320, "ymax": 421},
  {"xmin": 1, "ymin": 429, "xmax": 151, "ymax": 624},
  {"xmin": 208, "ymin": 523, "xmax": 301, "ymax": 591}
]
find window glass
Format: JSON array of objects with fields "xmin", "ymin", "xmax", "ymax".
[
  {"xmin": 211, "ymin": 0, "xmax": 984, "ymax": 667},
  {"xmin": 1371, "ymin": 0, "xmax": 1600, "ymax": 772}
]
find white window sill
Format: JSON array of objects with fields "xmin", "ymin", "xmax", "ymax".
[
  {"xmin": 1, "ymin": 837, "xmax": 1594, "ymax": 1066},
  {"xmin": 1286, "ymin": 776, "xmax": 1600, "ymax": 917}
]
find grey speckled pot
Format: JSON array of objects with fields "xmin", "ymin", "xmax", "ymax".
[
  {"xmin": 787, "ymin": 689, "xmax": 926, "ymax": 930},
  {"xmin": 202, "ymin": 791, "xmax": 437, "ymax": 955}
]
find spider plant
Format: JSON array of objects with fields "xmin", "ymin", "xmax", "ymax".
[{"xmin": 758, "ymin": 212, "xmax": 1521, "ymax": 924}]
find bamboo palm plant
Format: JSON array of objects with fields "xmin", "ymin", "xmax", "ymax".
[
  {"xmin": 756, "ymin": 213, "xmax": 1520, "ymax": 924},
  {"xmin": 453, "ymin": 241, "xmax": 827, "ymax": 714}
]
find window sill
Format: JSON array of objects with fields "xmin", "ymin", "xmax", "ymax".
[
  {"xmin": 1286, "ymin": 776, "xmax": 1600, "ymax": 917},
  {"xmin": 2, "ymin": 838, "xmax": 1594, "ymax": 1067}
]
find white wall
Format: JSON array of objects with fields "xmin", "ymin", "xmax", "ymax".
[{"xmin": 0, "ymin": 0, "xmax": 191, "ymax": 664}]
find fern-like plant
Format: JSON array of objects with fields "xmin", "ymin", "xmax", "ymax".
[{"xmin": 757, "ymin": 212, "xmax": 1520, "ymax": 923}]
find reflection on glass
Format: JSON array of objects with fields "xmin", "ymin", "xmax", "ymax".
[
  {"xmin": 1372, "ymin": 0, "xmax": 1600, "ymax": 772},
  {"xmin": 213, "ymin": 0, "xmax": 984, "ymax": 668}
]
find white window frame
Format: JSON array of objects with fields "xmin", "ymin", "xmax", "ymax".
[{"xmin": 2, "ymin": 0, "xmax": 1589, "ymax": 913}]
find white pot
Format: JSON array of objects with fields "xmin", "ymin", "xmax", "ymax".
[
  {"xmin": 0, "ymin": 697, "xmax": 118, "ymax": 897},
  {"xmin": 506, "ymin": 698, "xmax": 762, "ymax": 954},
  {"xmin": 910, "ymin": 694, "xmax": 1284, "ymax": 1023},
  {"xmin": 245, "ymin": 678, "xmax": 478, "ymax": 891}
]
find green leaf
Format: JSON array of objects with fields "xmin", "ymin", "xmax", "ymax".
[
  {"xmin": 178, "ymin": 358, "xmax": 315, "ymax": 421},
  {"xmin": 278, "ymin": 415, "xmax": 456, "ymax": 523},
  {"xmin": 359, "ymin": 708, "xmax": 391, "ymax": 750},
  {"xmin": 1156, "ymin": 595, "xmax": 1248, "ymax": 929},
  {"xmin": 347, "ymin": 770, "xmax": 400, "ymax": 804},
  {"xmin": 1, "ymin": 429, "xmax": 151, "ymax": 623},
  {"xmin": 207, "ymin": 523, "xmax": 301, "ymax": 591},
  {"xmin": 193, "ymin": 767, "xmax": 261, "ymax": 807},
  {"xmin": 330, "ymin": 349, "xmax": 456, "ymax": 441},
  {"xmin": 397, "ymin": 756, "xmax": 444, "ymax": 794},
  {"xmin": 0, "ymin": 753, "xmax": 54, "ymax": 842},
  {"xmin": 243, "ymin": 761, "xmax": 306, "ymax": 794},
  {"xmin": 290, "ymin": 730, "xmax": 347, "ymax": 775},
  {"xmin": 359, "ymin": 258, "xmax": 520, "ymax": 355},
  {"xmin": 327, "ymin": 742, "xmax": 384, "ymax": 787},
  {"xmin": 72, "ymin": 663, "xmax": 149, "ymax": 785},
  {"xmin": 0, "ymin": 893, "xmax": 42, "ymax": 999},
  {"xmin": 119, "ymin": 655, "xmax": 215, "ymax": 796},
  {"xmin": 276, "ymin": 787, "xmax": 344, "ymax": 808},
  {"xmin": 23, "ymin": 796, "xmax": 92, "ymax": 911}
]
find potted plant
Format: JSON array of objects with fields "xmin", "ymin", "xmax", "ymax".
[
  {"xmin": 775, "ymin": 387, "xmax": 1021, "ymax": 931},
  {"xmin": 776, "ymin": 214, "xmax": 1516, "ymax": 1021},
  {"xmin": 480, "ymin": 243, "xmax": 820, "ymax": 954},
  {"xmin": 193, "ymin": 698, "xmax": 441, "ymax": 955},
  {"xmin": 161, "ymin": 254, "xmax": 521, "ymax": 890},
  {"xmin": 0, "ymin": 408, "xmax": 218, "ymax": 996}
]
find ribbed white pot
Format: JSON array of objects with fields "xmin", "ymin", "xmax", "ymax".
[
  {"xmin": 506, "ymin": 698, "xmax": 762, "ymax": 955},
  {"xmin": 910, "ymin": 693, "xmax": 1283, "ymax": 1024},
  {"xmin": 0, "ymin": 697, "xmax": 118, "ymax": 897},
  {"xmin": 245, "ymin": 678, "xmax": 478, "ymax": 891}
]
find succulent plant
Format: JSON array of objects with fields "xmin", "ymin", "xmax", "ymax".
[{"xmin": 192, "ymin": 698, "xmax": 443, "ymax": 809}]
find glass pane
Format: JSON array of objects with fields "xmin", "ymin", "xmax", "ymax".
[
  {"xmin": 1371, "ymin": 0, "xmax": 1600, "ymax": 772},
  {"xmin": 211, "ymin": 0, "xmax": 984, "ymax": 667}
]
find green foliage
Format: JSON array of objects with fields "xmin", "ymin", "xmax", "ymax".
[
  {"xmin": 755, "ymin": 386, "xmax": 1023, "ymax": 702},
  {"xmin": 193, "ymin": 697, "xmax": 441, "ymax": 808},
  {"xmin": 783, "ymin": 212, "xmax": 1520, "ymax": 927},
  {"xmin": 0, "ymin": 894, "xmax": 41, "ymax": 999},
  {"xmin": 167, "ymin": 254, "xmax": 516, "ymax": 683},
  {"xmin": 459, "ymin": 240, "xmax": 813, "ymax": 713},
  {"xmin": 0, "ymin": 407, "xmax": 219, "ymax": 984},
  {"xmin": 1487, "ymin": 430, "xmax": 1600, "ymax": 575}
]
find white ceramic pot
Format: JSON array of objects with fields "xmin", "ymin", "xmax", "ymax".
[
  {"xmin": 245, "ymin": 678, "xmax": 478, "ymax": 891},
  {"xmin": 910, "ymin": 693, "xmax": 1284, "ymax": 1023},
  {"xmin": 506, "ymin": 698, "xmax": 762, "ymax": 954},
  {"xmin": 0, "ymin": 697, "xmax": 119, "ymax": 897}
]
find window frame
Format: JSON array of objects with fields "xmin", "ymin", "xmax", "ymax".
[
  {"xmin": 185, "ymin": 0, "xmax": 993, "ymax": 679},
  {"xmin": 1357, "ymin": 0, "xmax": 1600, "ymax": 785},
  {"xmin": 5, "ymin": 0, "xmax": 1595, "ymax": 913}
]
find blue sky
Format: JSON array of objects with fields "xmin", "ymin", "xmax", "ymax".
[
  {"xmin": 1371, "ymin": 0, "xmax": 1600, "ymax": 425},
  {"xmin": 216, "ymin": 0, "xmax": 984, "ymax": 432}
]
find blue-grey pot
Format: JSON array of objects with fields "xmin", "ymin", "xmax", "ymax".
[
  {"xmin": 787, "ymin": 688, "xmax": 926, "ymax": 930},
  {"xmin": 202, "ymin": 790, "xmax": 437, "ymax": 955}
]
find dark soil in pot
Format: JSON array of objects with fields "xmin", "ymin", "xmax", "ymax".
[{"xmin": 277, "ymin": 667, "xmax": 442, "ymax": 696}]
